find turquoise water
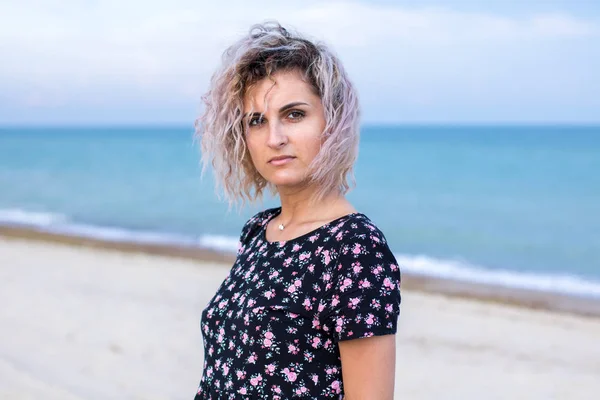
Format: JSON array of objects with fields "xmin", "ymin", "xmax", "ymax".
[{"xmin": 1, "ymin": 125, "xmax": 599, "ymax": 297}]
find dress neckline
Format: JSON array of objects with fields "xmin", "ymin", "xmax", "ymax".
[{"xmin": 260, "ymin": 207, "xmax": 364, "ymax": 246}]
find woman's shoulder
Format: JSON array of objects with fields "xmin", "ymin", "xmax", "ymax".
[
  {"xmin": 239, "ymin": 207, "xmax": 281, "ymax": 243},
  {"xmin": 338, "ymin": 212, "xmax": 391, "ymax": 248}
]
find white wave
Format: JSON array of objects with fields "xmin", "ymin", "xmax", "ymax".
[
  {"xmin": 396, "ymin": 253, "xmax": 600, "ymax": 299},
  {"xmin": 198, "ymin": 235, "xmax": 239, "ymax": 253},
  {"xmin": 0, "ymin": 208, "xmax": 68, "ymax": 226},
  {"xmin": 2, "ymin": 207, "xmax": 599, "ymax": 299},
  {"xmin": 54, "ymin": 223, "xmax": 200, "ymax": 247}
]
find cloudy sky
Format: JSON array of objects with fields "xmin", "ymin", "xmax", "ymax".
[{"xmin": 1, "ymin": 0, "xmax": 599, "ymax": 125}]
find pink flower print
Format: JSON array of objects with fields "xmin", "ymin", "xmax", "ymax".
[
  {"xmin": 331, "ymin": 296, "xmax": 340, "ymax": 307},
  {"xmin": 282, "ymin": 368, "xmax": 298, "ymax": 382},
  {"xmin": 296, "ymin": 386, "xmax": 308, "ymax": 395},
  {"xmin": 287, "ymin": 284, "xmax": 296, "ymax": 293},
  {"xmin": 311, "ymin": 374, "xmax": 319, "ymax": 384},
  {"xmin": 218, "ymin": 299, "xmax": 228, "ymax": 309},
  {"xmin": 247, "ymin": 298, "xmax": 256, "ymax": 307},
  {"xmin": 360, "ymin": 279, "xmax": 371, "ymax": 289},
  {"xmin": 265, "ymin": 331, "xmax": 274, "ymax": 339},
  {"xmin": 303, "ymin": 350, "xmax": 314, "ymax": 362},
  {"xmin": 340, "ymin": 277, "xmax": 353, "ymax": 292},
  {"xmin": 311, "ymin": 337, "xmax": 321, "ymax": 348},
  {"xmin": 316, "ymin": 246, "xmax": 323, "ymax": 254},
  {"xmin": 274, "ymin": 386, "xmax": 282, "ymax": 393},
  {"xmin": 264, "ymin": 338, "xmax": 272, "ymax": 347},
  {"xmin": 299, "ymin": 252, "xmax": 309, "ymax": 261},
  {"xmin": 303, "ymin": 298, "xmax": 312, "ymax": 311},
  {"xmin": 323, "ymin": 273, "xmax": 331, "ymax": 282},
  {"xmin": 352, "ymin": 243, "xmax": 362, "ymax": 254},
  {"xmin": 250, "ymin": 375, "xmax": 262, "ymax": 386},
  {"xmin": 332, "ymin": 380, "xmax": 341, "ymax": 394},
  {"xmin": 270, "ymin": 271, "xmax": 279, "ymax": 278},
  {"xmin": 323, "ymin": 250, "xmax": 331, "ymax": 265},
  {"xmin": 373, "ymin": 265, "xmax": 383, "ymax": 275},
  {"xmin": 385, "ymin": 303, "xmax": 393, "ymax": 313},
  {"xmin": 318, "ymin": 303, "xmax": 326, "ymax": 312},
  {"xmin": 284, "ymin": 257, "xmax": 293, "ymax": 267},
  {"xmin": 335, "ymin": 317, "xmax": 344, "ymax": 333},
  {"xmin": 294, "ymin": 279, "xmax": 302, "ymax": 287},
  {"xmin": 288, "ymin": 344, "xmax": 299, "ymax": 354},
  {"xmin": 266, "ymin": 363, "xmax": 276, "ymax": 375},
  {"xmin": 312, "ymin": 318, "xmax": 321, "ymax": 329},
  {"xmin": 353, "ymin": 263, "xmax": 363, "ymax": 274},
  {"xmin": 384, "ymin": 277, "xmax": 395, "ymax": 290},
  {"xmin": 324, "ymin": 339, "xmax": 332, "ymax": 349},
  {"xmin": 307, "ymin": 264, "xmax": 315, "ymax": 272},
  {"xmin": 253, "ymin": 306, "xmax": 264, "ymax": 314},
  {"xmin": 348, "ymin": 297, "xmax": 360, "ymax": 309},
  {"xmin": 365, "ymin": 313, "xmax": 375, "ymax": 325},
  {"xmin": 248, "ymin": 354, "xmax": 256, "ymax": 364},
  {"xmin": 309, "ymin": 234, "xmax": 318, "ymax": 242},
  {"xmin": 292, "ymin": 244, "xmax": 301, "ymax": 252},
  {"xmin": 239, "ymin": 387, "xmax": 247, "ymax": 395}
]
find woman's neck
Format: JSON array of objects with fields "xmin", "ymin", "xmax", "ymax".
[{"xmin": 276, "ymin": 185, "xmax": 355, "ymax": 226}]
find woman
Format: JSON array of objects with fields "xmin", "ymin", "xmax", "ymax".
[{"xmin": 194, "ymin": 22, "xmax": 401, "ymax": 399}]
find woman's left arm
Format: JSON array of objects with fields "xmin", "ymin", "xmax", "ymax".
[{"xmin": 339, "ymin": 334, "xmax": 396, "ymax": 400}]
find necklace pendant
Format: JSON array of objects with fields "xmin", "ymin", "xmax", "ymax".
[{"xmin": 278, "ymin": 223, "xmax": 285, "ymax": 231}]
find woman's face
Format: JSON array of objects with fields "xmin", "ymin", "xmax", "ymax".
[{"xmin": 243, "ymin": 69, "xmax": 326, "ymax": 190}]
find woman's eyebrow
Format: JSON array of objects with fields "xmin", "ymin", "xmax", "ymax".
[
  {"xmin": 278, "ymin": 102, "xmax": 309, "ymax": 113},
  {"xmin": 243, "ymin": 102, "xmax": 309, "ymax": 119}
]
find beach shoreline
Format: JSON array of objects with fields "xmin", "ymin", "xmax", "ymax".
[{"xmin": 2, "ymin": 224, "xmax": 599, "ymax": 320}]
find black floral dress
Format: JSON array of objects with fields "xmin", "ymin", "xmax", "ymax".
[{"xmin": 194, "ymin": 207, "xmax": 401, "ymax": 399}]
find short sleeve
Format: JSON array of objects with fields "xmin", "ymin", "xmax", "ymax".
[
  {"xmin": 320, "ymin": 229, "xmax": 401, "ymax": 342},
  {"xmin": 236, "ymin": 210, "xmax": 266, "ymax": 255}
]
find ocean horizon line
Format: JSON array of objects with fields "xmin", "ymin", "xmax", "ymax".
[{"xmin": 2, "ymin": 122, "xmax": 600, "ymax": 129}]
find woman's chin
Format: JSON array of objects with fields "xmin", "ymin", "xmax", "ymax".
[{"xmin": 267, "ymin": 174, "xmax": 308, "ymax": 189}]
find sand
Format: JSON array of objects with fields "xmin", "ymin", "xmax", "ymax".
[{"xmin": 1, "ymin": 236, "xmax": 600, "ymax": 400}]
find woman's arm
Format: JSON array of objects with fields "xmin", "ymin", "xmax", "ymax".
[{"xmin": 339, "ymin": 334, "xmax": 396, "ymax": 400}]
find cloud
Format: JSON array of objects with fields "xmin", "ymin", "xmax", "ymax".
[{"xmin": 0, "ymin": 0, "xmax": 598, "ymax": 122}]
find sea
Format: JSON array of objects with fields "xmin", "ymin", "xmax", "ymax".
[{"xmin": 1, "ymin": 125, "xmax": 599, "ymax": 298}]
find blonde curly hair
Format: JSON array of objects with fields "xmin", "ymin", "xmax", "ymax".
[{"xmin": 195, "ymin": 21, "xmax": 360, "ymax": 207}]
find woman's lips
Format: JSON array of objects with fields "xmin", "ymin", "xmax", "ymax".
[{"xmin": 269, "ymin": 156, "xmax": 296, "ymax": 166}]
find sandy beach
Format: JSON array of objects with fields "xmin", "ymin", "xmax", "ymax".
[{"xmin": 1, "ymin": 234, "xmax": 600, "ymax": 400}]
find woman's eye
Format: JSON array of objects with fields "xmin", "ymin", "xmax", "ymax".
[
  {"xmin": 288, "ymin": 110, "xmax": 305, "ymax": 120},
  {"xmin": 249, "ymin": 116, "xmax": 264, "ymax": 127}
]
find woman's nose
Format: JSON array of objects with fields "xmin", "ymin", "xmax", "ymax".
[{"xmin": 266, "ymin": 121, "xmax": 288, "ymax": 148}]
